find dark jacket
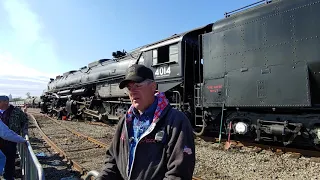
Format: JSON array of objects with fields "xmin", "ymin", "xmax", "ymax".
[
  {"xmin": 0, "ymin": 105, "xmax": 28, "ymax": 149},
  {"xmin": 1, "ymin": 105, "xmax": 28, "ymax": 134},
  {"xmin": 96, "ymin": 93, "xmax": 195, "ymax": 180}
]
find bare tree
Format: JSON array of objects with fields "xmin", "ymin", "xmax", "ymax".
[{"xmin": 12, "ymin": 97, "xmax": 23, "ymax": 101}]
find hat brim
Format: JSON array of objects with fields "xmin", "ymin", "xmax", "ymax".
[
  {"xmin": 0, "ymin": 96, "xmax": 9, "ymax": 101},
  {"xmin": 119, "ymin": 76, "xmax": 145, "ymax": 89}
]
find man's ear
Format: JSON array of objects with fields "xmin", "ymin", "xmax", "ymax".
[{"xmin": 152, "ymin": 82, "xmax": 157, "ymax": 92}]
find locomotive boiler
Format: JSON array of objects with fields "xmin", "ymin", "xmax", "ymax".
[
  {"xmin": 40, "ymin": 23, "xmax": 212, "ymax": 123},
  {"xmin": 40, "ymin": 49, "xmax": 145, "ymax": 121},
  {"xmin": 40, "ymin": 0, "xmax": 320, "ymax": 149}
]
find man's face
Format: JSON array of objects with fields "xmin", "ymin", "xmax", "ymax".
[
  {"xmin": 0, "ymin": 100, "xmax": 8, "ymax": 110},
  {"xmin": 126, "ymin": 80, "xmax": 156, "ymax": 112}
]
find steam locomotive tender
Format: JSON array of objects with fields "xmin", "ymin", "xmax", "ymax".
[{"xmin": 41, "ymin": 0, "xmax": 320, "ymax": 149}]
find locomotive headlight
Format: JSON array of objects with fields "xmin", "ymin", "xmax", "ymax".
[{"xmin": 234, "ymin": 122, "xmax": 248, "ymax": 134}]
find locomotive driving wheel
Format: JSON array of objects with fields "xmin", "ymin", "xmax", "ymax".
[{"xmin": 310, "ymin": 126, "xmax": 320, "ymax": 151}]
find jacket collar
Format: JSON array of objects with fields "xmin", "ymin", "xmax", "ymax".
[
  {"xmin": 131, "ymin": 96, "xmax": 158, "ymax": 119},
  {"xmin": 125, "ymin": 92, "xmax": 169, "ymax": 125}
]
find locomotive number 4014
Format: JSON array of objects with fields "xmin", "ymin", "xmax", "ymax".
[{"xmin": 155, "ymin": 66, "xmax": 171, "ymax": 77}]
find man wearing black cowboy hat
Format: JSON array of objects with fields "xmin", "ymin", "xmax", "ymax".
[{"xmin": 96, "ymin": 64, "xmax": 195, "ymax": 180}]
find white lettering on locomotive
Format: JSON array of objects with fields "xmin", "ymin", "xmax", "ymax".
[{"xmin": 155, "ymin": 66, "xmax": 171, "ymax": 77}]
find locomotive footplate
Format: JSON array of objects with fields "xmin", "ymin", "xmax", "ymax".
[{"xmin": 255, "ymin": 119, "xmax": 302, "ymax": 146}]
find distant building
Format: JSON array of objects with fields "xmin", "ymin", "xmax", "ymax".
[{"xmin": 8, "ymin": 94, "xmax": 12, "ymax": 101}]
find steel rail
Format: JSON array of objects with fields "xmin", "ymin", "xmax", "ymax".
[
  {"xmin": 29, "ymin": 113, "xmax": 86, "ymax": 175},
  {"xmin": 30, "ymin": 111, "xmax": 109, "ymax": 127},
  {"xmin": 44, "ymin": 115, "xmax": 108, "ymax": 148},
  {"xmin": 30, "ymin": 112, "xmax": 108, "ymax": 148},
  {"xmin": 199, "ymin": 136, "xmax": 320, "ymax": 158},
  {"xmin": 192, "ymin": 176, "xmax": 205, "ymax": 180}
]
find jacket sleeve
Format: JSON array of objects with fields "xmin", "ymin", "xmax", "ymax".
[
  {"xmin": 0, "ymin": 120, "xmax": 26, "ymax": 143},
  {"xmin": 19, "ymin": 110, "xmax": 29, "ymax": 135},
  {"xmin": 164, "ymin": 111, "xmax": 196, "ymax": 180},
  {"xmin": 95, "ymin": 119, "xmax": 124, "ymax": 180}
]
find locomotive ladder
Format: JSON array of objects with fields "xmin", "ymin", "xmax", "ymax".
[
  {"xmin": 194, "ymin": 83, "xmax": 204, "ymax": 127},
  {"xmin": 192, "ymin": 38, "xmax": 204, "ymax": 128}
]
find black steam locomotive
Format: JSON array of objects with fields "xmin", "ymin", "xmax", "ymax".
[{"xmin": 40, "ymin": 0, "xmax": 320, "ymax": 148}]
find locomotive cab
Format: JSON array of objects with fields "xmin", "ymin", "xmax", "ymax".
[{"xmin": 139, "ymin": 24, "xmax": 213, "ymax": 133}]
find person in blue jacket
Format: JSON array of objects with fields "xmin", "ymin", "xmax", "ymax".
[{"xmin": 0, "ymin": 119, "xmax": 27, "ymax": 176}]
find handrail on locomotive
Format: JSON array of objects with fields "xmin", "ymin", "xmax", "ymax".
[{"xmin": 224, "ymin": 0, "xmax": 272, "ymax": 17}]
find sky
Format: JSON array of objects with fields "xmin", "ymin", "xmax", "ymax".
[{"xmin": 0, "ymin": 0, "xmax": 259, "ymax": 98}]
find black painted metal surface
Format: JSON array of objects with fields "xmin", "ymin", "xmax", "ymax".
[{"xmin": 202, "ymin": 0, "xmax": 320, "ymax": 107}]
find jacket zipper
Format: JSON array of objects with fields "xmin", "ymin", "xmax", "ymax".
[
  {"xmin": 124, "ymin": 121, "xmax": 130, "ymax": 178},
  {"xmin": 127, "ymin": 119, "xmax": 158, "ymax": 180}
]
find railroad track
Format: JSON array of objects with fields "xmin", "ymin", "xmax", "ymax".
[
  {"xmin": 199, "ymin": 135, "xmax": 320, "ymax": 158},
  {"xmin": 29, "ymin": 113, "xmax": 204, "ymax": 180},
  {"xmin": 29, "ymin": 109, "xmax": 109, "ymax": 127},
  {"xmin": 29, "ymin": 113, "xmax": 107, "ymax": 176},
  {"xmin": 29, "ymin": 108, "xmax": 320, "ymax": 158}
]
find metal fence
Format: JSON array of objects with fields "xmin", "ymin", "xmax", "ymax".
[{"xmin": 18, "ymin": 135, "xmax": 45, "ymax": 180}]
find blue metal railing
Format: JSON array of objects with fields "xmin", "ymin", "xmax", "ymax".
[
  {"xmin": 19, "ymin": 111, "xmax": 99, "ymax": 180},
  {"xmin": 18, "ymin": 135, "xmax": 45, "ymax": 180}
]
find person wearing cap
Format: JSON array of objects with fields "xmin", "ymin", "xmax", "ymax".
[
  {"xmin": 22, "ymin": 104, "xmax": 28, "ymax": 113},
  {"xmin": 0, "ymin": 119, "xmax": 27, "ymax": 176},
  {"xmin": 0, "ymin": 95, "xmax": 28, "ymax": 180},
  {"xmin": 96, "ymin": 64, "xmax": 195, "ymax": 180}
]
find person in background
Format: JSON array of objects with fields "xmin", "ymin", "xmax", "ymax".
[
  {"xmin": 57, "ymin": 107, "xmax": 68, "ymax": 120},
  {"xmin": 0, "ymin": 95, "xmax": 28, "ymax": 180},
  {"xmin": 96, "ymin": 64, "xmax": 196, "ymax": 180},
  {"xmin": 0, "ymin": 120, "xmax": 27, "ymax": 176},
  {"xmin": 22, "ymin": 104, "xmax": 27, "ymax": 113}
]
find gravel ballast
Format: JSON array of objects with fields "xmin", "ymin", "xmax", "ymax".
[
  {"xmin": 28, "ymin": 112, "xmax": 320, "ymax": 180},
  {"xmin": 193, "ymin": 137, "xmax": 320, "ymax": 179},
  {"xmin": 28, "ymin": 115, "xmax": 82, "ymax": 180}
]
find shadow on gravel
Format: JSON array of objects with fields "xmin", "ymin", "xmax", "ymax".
[
  {"xmin": 29, "ymin": 136, "xmax": 46, "ymax": 144},
  {"xmin": 37, "ymin": 153, "xmax": 82, "ymax": 180},
  {"xmin": 28, "ymin": 135, "xmax": 82, "ymax": 180},
  {"xmin": 42, "ymin": 167, "xmax": 81, "ymax": 180}
]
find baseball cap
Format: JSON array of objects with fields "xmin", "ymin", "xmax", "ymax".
[
  {"xmin": 0, "ymin": 95, "xmax": 9, "ymax": 101},
  {"xmin": 119, "ymin": 64, "xmax": 154, "ymax": 89}
]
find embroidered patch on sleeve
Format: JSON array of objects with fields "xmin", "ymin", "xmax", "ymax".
[
  {"xmin": 183, "ymin": 146, "xmax": 192, "ymax": 155},
  {"xmin": 120, "ymin": 132, "xmax": 125, "ymax": 141}
]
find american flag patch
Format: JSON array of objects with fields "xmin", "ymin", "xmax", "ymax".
[
  {"xmin": 120, "ymin": 132, "xmax": 125, "ymax": 141},
  {"xmin": 183, "ymin": 146, "xmax": 192, "ymax": 155}
]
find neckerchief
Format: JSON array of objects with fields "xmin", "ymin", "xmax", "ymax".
[{"xmin": 125, "ymin": 92, "xmax": 169, "ymax": 124}]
